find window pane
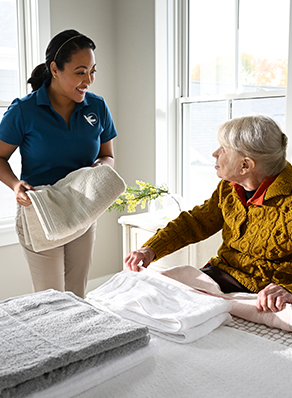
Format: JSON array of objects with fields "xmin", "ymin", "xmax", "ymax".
[
  {"xmin": 232, "ymin": 96, "xmax": 286, "ymax": 129},
  {"xmin": 189, "ymin": 0, "xmax": 236, "ymax": 96},
  {"xmin": 0, "ymin": 0, "xmax": 20, "ymax": 220},
  {"xmin": 183, "ymin": 0, "xmax": 289, "ymax": 209},
  {"xmin": 239, "ymin": 0, "xmax": 289, "ymax": 91},
  {"xmin": 182, "ymin": 101, "xmax": 227, "ymax": 207},
  {"xmin": 0, "ymin": 0, "xmax": 19, "ymax": 102}
]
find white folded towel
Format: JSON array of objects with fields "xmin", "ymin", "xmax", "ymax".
[
  {"xmin": 87, "ymin": 270, "xmax": 232, "ymax": 343},
  {"xmin": 21, "ymin": 165, "xmax": 126, "ymax": 252},
  {"xmin": 27, "ymin": 339, "xmax": 158, "ymax": 398}
]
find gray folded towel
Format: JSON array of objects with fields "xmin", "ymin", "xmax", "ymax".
[
  {"xmin": 21, "ymin": 165, "xmax": 126, "ymax": 252},
  {"xmin": 0, "ymin": 289, "xmax": 149, "ymax": 398}
]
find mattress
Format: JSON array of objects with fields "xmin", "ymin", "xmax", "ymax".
[{"xmin": 73, "ymin": 325, "xmax": 292, "ymax": 398}]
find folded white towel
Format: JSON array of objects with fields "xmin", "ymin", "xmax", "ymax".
[
  {"xmin": 27, "ymin": 339, "xmax": 158, "ymax": 398},
  {"xmin": 21, "ymin": 165, "xmax": 126, "ymax": 252},
  {"xmin": 87, "ymin": 270, "xmax": 232, "ymax": 343},
  {"xmin": 151, "ymin": 312, "xmax": 230, "ymax": 343}
]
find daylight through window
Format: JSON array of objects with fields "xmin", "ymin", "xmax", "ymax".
[{"xmin": 180, "ymin": 0, "xmax": 289, "ymax": 207}]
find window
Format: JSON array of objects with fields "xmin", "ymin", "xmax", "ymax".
[
  {"xmin": 0, "ymin": 0, "xmax": 22, "ymax": 221},
  {"xmin": 0, "ymin": 0, "xmax": 50, "ymax": 245},
  {"xmin": 177, "ymin": 0, "xmax": 290, "ymax": 207}
]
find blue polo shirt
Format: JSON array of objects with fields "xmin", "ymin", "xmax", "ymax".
[{"xmin": 0, "ymin": 81, "xmax": 117, "ymax": 186}]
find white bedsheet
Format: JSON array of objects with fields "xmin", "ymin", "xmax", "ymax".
[{"xmin": 73, "ymin": 326, "xmax": 292, "ymax": 398}]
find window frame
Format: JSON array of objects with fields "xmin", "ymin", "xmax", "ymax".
[
  {"xmin": 0, "ymin": 0, "xmax": 50, "ymax": 247},
  {"xmin": 177, "ymin": 89, "xmax": 287, "ymax": 203},
  {"xmin": 154, "ymin": 0, "xmax": 292, "ymax": 201}
]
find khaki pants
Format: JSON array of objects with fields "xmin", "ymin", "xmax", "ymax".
[{"xmin": 16, "ymin": 207, "xmax": 97, "ymax": 298}]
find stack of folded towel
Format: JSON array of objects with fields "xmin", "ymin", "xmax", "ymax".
[
  {"xmin": 22, "ymin": 165, "xmax": 126, "ymax": 252},
  {"xmin": 87, "ymin": 270, "xmax": 232, "ymax": 343},
  {"xmin": 0, "ymin": 289, "xmax": 150, "ymax": 398}
]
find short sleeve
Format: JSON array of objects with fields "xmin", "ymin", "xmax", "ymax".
[
  {"xmin": 100, "ymin": 100, "xmax": 117, "ymax": 144},
  {"xmin": 0, "ymin": 99, "xmax": 24, "ymax": 146}
]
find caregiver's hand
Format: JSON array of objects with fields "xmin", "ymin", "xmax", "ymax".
[
  {"xmin": 125, "ymin": 247, "xmax": 156, "ymax": 272},
  {"xmin": 14, "ymin": 180, "xmax": 35, "ymax": 207},
  {"xmin": 256, "ymin": 283, "xmax": 292, "ymax": 312}
]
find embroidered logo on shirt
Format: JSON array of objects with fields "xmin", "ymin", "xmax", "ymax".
[{"xmin": 84, "ymin": 113, "xmax": 98, "ymax": 126}]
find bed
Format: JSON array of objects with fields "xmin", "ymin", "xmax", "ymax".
[{"xmin": 2, "ymin": 265, "xmax": 292, "ymax": 398}]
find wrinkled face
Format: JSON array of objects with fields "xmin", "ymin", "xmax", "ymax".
[
  {"xmin": 212, "ymin": 145, "xmax": 245, "ymax": 183},
  {"xmin": 54, "ymin": 47, "xmax": 96, "ymax": 103}
]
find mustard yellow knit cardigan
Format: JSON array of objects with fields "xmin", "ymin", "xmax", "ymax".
[{"xmin": 143, "ymin": 163, "xmax": 292, "ymax": 293}]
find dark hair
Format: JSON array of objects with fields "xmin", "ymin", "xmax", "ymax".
[{"xmin": 27, "ymin": 29, "xmax": 96, "ymax": 91}]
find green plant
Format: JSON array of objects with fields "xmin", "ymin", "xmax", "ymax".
[{"xmin": 107, "ymin": 180, "xmax": 181, "ymax": 213}]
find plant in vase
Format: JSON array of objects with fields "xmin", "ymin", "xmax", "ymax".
[{"xmin": 107, "ymin": 180, "xmax": 182, "ymax": 215}]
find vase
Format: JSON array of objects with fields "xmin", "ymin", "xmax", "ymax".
[{"xmin": 148, "ymin": 193, "xmax": 184, "ymax": 220}]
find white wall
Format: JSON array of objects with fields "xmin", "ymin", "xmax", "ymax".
[
  {"xmin": 0, "ymin": 0, "xmax": 156, "ymax": 300},
  {"xmin": 115, "ymin": 0, "xmax": 156, "ymax": 185}
]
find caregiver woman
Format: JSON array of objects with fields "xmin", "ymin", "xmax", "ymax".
[
  {"xmin": 125, "ymin": 115, "xmax": 292, "ymax": 313},
  {"xmin": 0, "ymin": 29, "xmax": 117, "ymax": 298}
]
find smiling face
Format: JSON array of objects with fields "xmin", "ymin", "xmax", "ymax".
[
  {"xmin": 212, "ymin": 145, "xmax": 246, "ymax": 183},
  {"xmin": 51, "ymin": 47, "xmax": 96, "ymax": 104}
]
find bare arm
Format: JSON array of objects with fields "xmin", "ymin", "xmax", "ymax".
[
  {"xmin": 0, "ymin": 140, "xmax": 34, "ymax": 206},
  {"xmin": 92, "ymin": 140, "xmax": 114, "ymax": 168}
]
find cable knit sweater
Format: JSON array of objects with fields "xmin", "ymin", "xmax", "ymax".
[{"xmin": 143, "ymin": 163, "xmax": 292, "ymax": 293}]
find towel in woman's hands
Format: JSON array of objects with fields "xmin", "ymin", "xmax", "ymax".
[{"xmin": 21, "ymin": 165, "xmax": 126, "ymax": 252}]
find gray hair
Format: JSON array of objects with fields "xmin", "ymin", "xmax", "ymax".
[{"xmin": 217, "ymin": 115, "xmax": 288, "ymax": 176}]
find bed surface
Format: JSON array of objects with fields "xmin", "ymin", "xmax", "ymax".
[
  {"xmin": 76, "ymin": 268, "xmax": 292, "ymax": 398},
  {"xmin": 3, "ymin": 272, "xmax": 292, "ymax": 398},
  {"xmin": 74, "ymin": 324, "xmax": 292, "ymax": 398}
]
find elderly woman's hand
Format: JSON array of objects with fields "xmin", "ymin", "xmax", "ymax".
[
  {"xmin": 124, "ymin": 247, "xmax": 156, "ymax": 272},
  {"xmin": 256, "ymin": 283, "xmax": 292, "ymax": 312}
]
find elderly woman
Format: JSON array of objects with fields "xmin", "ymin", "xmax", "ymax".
[{"xmin": 125, "ymin": 115, "xmax": 292, "ymax": 313}]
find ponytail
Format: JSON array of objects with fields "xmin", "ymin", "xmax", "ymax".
[{"xmin": 27, "ymin": 63, "xmax": 50, "ymax": 92}]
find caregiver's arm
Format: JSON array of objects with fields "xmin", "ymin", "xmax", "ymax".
[
  {"xmin": 256, "ymin": 283, "xmax": 292, "ymax": 312},
  {"xmin": 92, "ymin": 140, "xmax": 115, "ymax": 168},
  {"xmin": 125, "ymin": 247, "xmax": 156, "ymax": 272},
  {"xmin": 0, "ymin": 140, "xmax": 34, "ymax": 206}
]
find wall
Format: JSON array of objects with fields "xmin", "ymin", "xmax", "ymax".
[
  {"xmin": 0, "ymin": 0, "xmax": 156, "ymax": 300},
  {"xmin": 115, "ymin": 0, "xmax": 156, "ymax": 186}
]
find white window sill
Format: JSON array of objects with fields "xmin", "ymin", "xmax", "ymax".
[{"xmin": 0, "ymin": 218, "xmax": 18, "ymax": 247}]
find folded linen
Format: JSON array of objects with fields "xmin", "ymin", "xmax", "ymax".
[
  {"xmin": 28, "ymin": 339, "xmax": 158, "ymax": 398},
  {"xmin": 87, "ymin": 270, "xmax": 232, "ymax": 343},
  {"xmin": 22, "ymin": 165, "xmax": 126, "ymax": 252},
  {"xmin": 150, "ymin": 312, "xmax": 230, "ymax": 343},
  {"xmin": 0, "ymin": 289, "xmax": 150, "ymax": 398},
  {"xmin": 159, "ymin": 265, "xmax": 292, "ymax": 332}
]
